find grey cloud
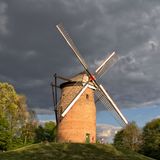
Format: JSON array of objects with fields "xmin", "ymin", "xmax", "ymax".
[
  {"xmin": 0, "ymin": 0, "xmax": 160, "ymax": 112},
  {"xmin": 0, "ymin": 1, "xmax": 8, "ymax": 35}
]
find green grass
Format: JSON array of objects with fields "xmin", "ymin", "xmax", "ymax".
[{"xmin": 0, "ymin": 143, "xmax": 155, "ymax": 160}]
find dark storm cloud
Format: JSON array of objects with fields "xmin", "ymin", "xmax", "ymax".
[{"xmin": 0, "ymin": 0, "xmax": 160, "ymax": 112}]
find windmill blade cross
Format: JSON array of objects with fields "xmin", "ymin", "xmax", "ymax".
[
  {"xmin": 56, "ymin": 23, "xmax": 128, "ymax": 126},
  {"xmin": 56, "ymin": 23, "xmax": 88, "ymax": 71}
]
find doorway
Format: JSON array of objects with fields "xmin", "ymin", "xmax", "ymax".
[{"xmin": 85, "ymin": 133, "xmax": 90, "ymax": 143}]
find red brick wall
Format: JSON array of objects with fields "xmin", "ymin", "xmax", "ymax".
[{"xmin": 57, "ymin": 84, "xmax": 96, "ymax": 143}]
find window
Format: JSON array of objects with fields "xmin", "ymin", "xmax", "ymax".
[{"xmin": 86, "ymin": 94, "xmax": 89, "ymax": 99}]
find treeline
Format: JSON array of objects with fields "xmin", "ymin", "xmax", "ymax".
[
  {"xmin": 0, "ymin": 82, "xmax": 56, "ymax": 151},
  {"xmin": 1, "ymin": 82, "xmax": 160, "ymax": 159},
  {"xmin": 113, "ymin": 119, "xmax": 160, "ymax": 160}
]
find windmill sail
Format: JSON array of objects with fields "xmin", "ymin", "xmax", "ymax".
[
  {"xmin": 56, "ymin": 23, "xmax": 88, "ymax": 70},
  {"xmin": 95, "ymin": 52, "xmax": 118, "ymax": 78},
  {"xmin": 56, "ymin": 80, "xmax": 83, "ymax": 120},
  {"xmin": 95, "ymin": 84, "xmax": 128, "ymax": 126},
  {"xmin": 61, "ymin": 82, "xmax": 89, "ymax": 117}
]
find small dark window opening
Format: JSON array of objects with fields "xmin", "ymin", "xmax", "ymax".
[{"xmin": 86, "ymin": 94, "xmax": 89, "ymax": 99}]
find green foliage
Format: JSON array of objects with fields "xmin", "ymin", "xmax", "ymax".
[
  {"xmin": 0, "ymin": 82, "xmax": 57, "ymax": 150},
  {"xmin": 114, "ymin": 122, "xmax": 142, "ymax": 152},
  {"xmin": 34, "ymin": 121, "xmax": 56, "ymax": 143},
  {"xmin": 113, "ymin": 129, "xmax": 124, "ymax": 148},
  {"xmin": 0, "ymin": 82, "xmax": 35, "ymax": 150},
  {"xmin": 0, "ymin": 117, "xmax": 12, "ymax": 151},
  {"xmin": 0, "ymin": 83, "xmax": 18, "ymax": 118},
  {"xmin": 141, "ymin": 118, "xmax": 160, "ymax": 160},
  {"xmin": 0, "ymin": 143, "xmax": 154, "ymax": 160},
  {"xmin": 21, "ymin": 122, "xmax": 37, "ymax": 144},
  {"xmin": 44, "ymin": 121, "xmax": 56, "ymax": 141},
  {"xmin": 0, "ymin": 83, "xmax": 19, "ymax": 150},
  {"xmin": 35, "ymin": 125, "xmax": 46, "ymax": 142}
]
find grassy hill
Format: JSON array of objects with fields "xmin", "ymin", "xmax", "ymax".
[{"xmin": 0, "ymin": 143, "xmax": 155, "ymax": 160}]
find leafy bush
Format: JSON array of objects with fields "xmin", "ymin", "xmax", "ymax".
[
  {"xmin": 114, "ymin": 122, "xmax": 142, "ymax": 152},
  {"xmin": 140, "ymin": 118, "xmax": 160, "ymax": 160}
]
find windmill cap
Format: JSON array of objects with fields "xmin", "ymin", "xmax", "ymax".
[
  {"xmin": 70, "ymin": 71, "xmax": 88, "ymax": 82},
  {"xmin": 60, "ymin": 72, "xmax": 93, "ymax": 88}
]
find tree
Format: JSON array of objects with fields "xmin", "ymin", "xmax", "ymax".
[
  {"xmin": 11, "ymin": 94, "xmax": 30, "ymax": 144},
  {"xmin": 113, "ymin": 129, "xmax": 124, "ymax": 148},
  {"xmin": 0, "ymin": 82, "xmax": 56, "ymax": 149},
  {"xmin": 20, "ymin": 109, "xmax": 38, "ymax": 145},
  {"xmin": 0, "ymin": 82, "xmax": 18, "ymax": 150},
  {"xmin": 0, "ymin": 82, "xmax": 31, "ymax": 150},
  {"xmin": 0, "ymin": 117, "xmax": 11, "ymax": 151},
  {"xmin": 21, "ymin": 122, "xmax": 37, "ymax": 144},
  {"xmin": 34, "ymin": 121, "xmax": 56, "ymax": 143},
  {"xmin": 114, "ymin": 122, "xmax": 142, "ymax": 151},
  {"xmin": 141, "ymin": 118, "xmax": 160, "ymax": 160},
  {"xmin": 16, "ymin": 95, "xmax": 30, "ymax": 125},
  {"xmin": 26, "ymin": 109, "xmax": 37, "ymax": 123},
  {"xmin": 35, "ymin": 125, "xmax": 46, "ymax": 143},
  {"xmin": 44, "ymin": 121, "xmax": 56, "ymax": 142}
]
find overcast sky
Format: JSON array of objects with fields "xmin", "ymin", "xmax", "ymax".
[{"xmin": 0, "ymin": 0, "xmax": 160, "ymax": 122}]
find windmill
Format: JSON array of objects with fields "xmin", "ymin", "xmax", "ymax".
[{"xmin": 53, "ymin": 23, "xmax": 128, "ymax": 143}]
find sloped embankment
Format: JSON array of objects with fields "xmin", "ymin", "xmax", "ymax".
[{"xmin": 0, "ymin": 143, "xmax": 155, "ymax": 160}]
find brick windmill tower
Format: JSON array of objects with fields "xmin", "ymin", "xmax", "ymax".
[{"xmin": 53, "ymin": 24, "xmax": 128, "ymax": 143}]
